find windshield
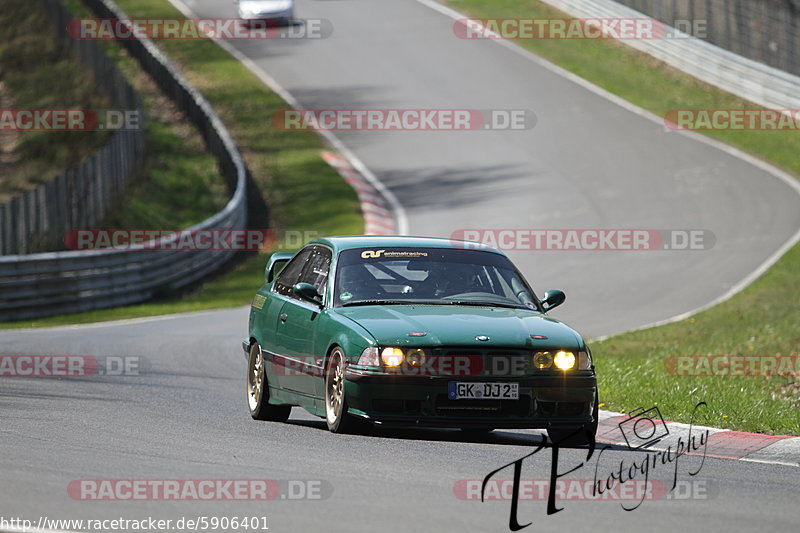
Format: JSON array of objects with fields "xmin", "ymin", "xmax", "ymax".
[{"xmin": 333, "ymin": 247, "xmax": 540, "ymax": 309}]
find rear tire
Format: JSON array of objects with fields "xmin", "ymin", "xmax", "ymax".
[
  {"xmin": 325, "ymin": 347, "xmax": 359, "ymax": 433},
  {"xmin": 247, "ymin": 343, "xmax": 291, "ymax": 422},
  {"xmin": 547, "ymin": 393, "xmax": 599, "ymax": 446}
]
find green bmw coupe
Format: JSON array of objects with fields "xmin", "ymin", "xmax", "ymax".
[{"xmin": 243, "ymin": 236, "xmax": 598, "ymax": 443}]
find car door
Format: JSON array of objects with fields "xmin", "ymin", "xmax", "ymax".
[
  {"xmin": 268, "ymin": 246, "xmax": 314, "ymax": 395},
  {"xmin": 273, "ymin": 245, "xmax": 331, "ymax": 399}
]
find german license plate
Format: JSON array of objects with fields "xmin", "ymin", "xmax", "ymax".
[{"xmin": 448, "ymin": 382, "xmax": 519, "ymax": 400}]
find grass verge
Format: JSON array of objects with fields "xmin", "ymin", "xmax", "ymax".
[
  {"xmin": 0, "ymin": 0, "xmax": 109, "ymax": 203},
  {"xmin": 0, "ymin": 0, "xmax": 361, "ymax": 327},
  {"xmin": 59, "ymin": 0, "xmax": 229, "ymax": 231},
  {"xmin": 449, "ymin": 0, "xmax": 800, "ymax": 434}
]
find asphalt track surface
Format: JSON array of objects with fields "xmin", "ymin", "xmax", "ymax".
[
  {"xmin": 1, "ymin": 311, "xmax": 798, "ymax": 533},
  {"xmin": 2, "ymin": 0, "xmax": 800, "ymax": 531},
  {"xmin": 188, "ymin": 0, "xmax": 800, "ymax": 338}
]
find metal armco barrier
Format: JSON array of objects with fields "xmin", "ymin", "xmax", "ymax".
[
  {"xmin": 0, "ymin": 0, "xmax": 249, "ymax": 321},
  {"xmin": 541, "ymin": 0, "xmax": 800, "ymax": 111},
  {"xmin": 613, "ymin": 0, "xmax": 800, "ymax": 79}
]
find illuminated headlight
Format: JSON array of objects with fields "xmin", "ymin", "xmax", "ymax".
[
  {"xmin": 358, "ymin": 347, "xmax": 427, "ymax": 368},
  {"xmin": 554, "ymin": 351, "xmax": 576, "ymax": 370},
  {"xmin": 534, "ymin": 349, "xmax": 591, "ymax": 371},
  {"xmin": 380, "ymin": 347, "xmax": 404, "ymax": 367}
]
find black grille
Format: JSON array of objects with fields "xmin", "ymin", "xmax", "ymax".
[
  {"xmin": 535, "ymin": 400, "xmax": 588, "ymax": 417},
  {"xmin": 373, "ymin": 399, "xmax": 421, "ymax": 414}
]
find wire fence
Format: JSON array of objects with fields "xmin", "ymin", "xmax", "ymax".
[{"xmin": 615, "ymin": 0, "xmax": 800, "ymax": 77}]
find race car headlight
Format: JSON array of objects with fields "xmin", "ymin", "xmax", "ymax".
[
  {"xmin": 406, "ymin": 349, "xmax": 426, "ymax": 367},
  {"xmin": 358, "ymin": 347, "xmax": 426, "ymax": 368},
  {"xmin": 577, "ymin": 349, "xmax": 592, "ymax": 370},
  {"xmin": 534, "ymin": 350, "xmax": 590, "ymax": 371},
  {"xmin": 380, "ymin": 347, "xmax": 405, "ymax": 367},
  {"xmin": 553, "ymin": 351, "xmax": 576, "ymax": 371},
  {"xmin": 533, "ymin": 351, "xmax": 554, "ymax": 370},
  {"xmin": 358, "ymin": 347, "xmax": 380, "ymax": 366}
]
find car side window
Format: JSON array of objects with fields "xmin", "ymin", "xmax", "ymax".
[
  {"xmin": 274, "ymin": 247, "xmax": 315, "ymax": 297},
  {"xmin": 298, "ymin": 246, "xmax": 332, "ymax": 299}
]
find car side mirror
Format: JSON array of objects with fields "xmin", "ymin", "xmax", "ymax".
[
  {"xmin": 540, "ymin": 289, "xmax": 565, "ymax": 312},
  {"xmin": 293, "ymin": 282, "xmax": 323, "ymax": 305}
]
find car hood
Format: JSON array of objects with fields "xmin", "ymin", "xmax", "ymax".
[{"xmin": 336, "ymin": 305, "xmax": 584, "ymax": 349}]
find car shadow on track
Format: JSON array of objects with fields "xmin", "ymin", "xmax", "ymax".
[{"xmin": 284, "ymin": 417, "xmax": 631, "ymax": 452}]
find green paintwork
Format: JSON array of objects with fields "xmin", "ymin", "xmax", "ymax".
[
  {"xmin": 336, "ymin": 306, "xmax": 583, "ymax": 349},
  {"xmin": 246, "ymin": 236, "xmax": 596, "ymax": 429}
]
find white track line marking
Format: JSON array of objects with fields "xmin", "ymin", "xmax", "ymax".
[
  {"xmin": 166, "ymin": 0, "xmax": 408, "ymax": 236},
  {"xmin": 416, "ymin": 0, "xmax": 800, "ymax": 339},
  {"xmin": 0, "ymin": 306, "xmax": 249, "ymax": 332}
]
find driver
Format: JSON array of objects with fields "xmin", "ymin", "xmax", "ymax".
[
  {"xmin": 441, "ymin": 263, "xmax": 483, "ymax": 296},
  {"xmin": 337, "ymin": 264, "xmax": 381, "ymax": 303}
]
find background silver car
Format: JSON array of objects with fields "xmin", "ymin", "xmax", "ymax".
[{"xmin": 235, "ymin": 0, "xmax": 294, "ymax": 26}]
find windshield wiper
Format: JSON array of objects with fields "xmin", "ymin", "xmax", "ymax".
[
  {"xmin": 437, "ymin": 300, "xmax": 528, "ymax": 309},
  {"xmin": 341, "ymin": 299, "xmax": 417, "ymax": 307}
]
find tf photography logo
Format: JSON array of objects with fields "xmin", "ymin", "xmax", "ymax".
[
  {"xmin": 617, "ymin": 407, "xmax": 669, "ymax": 449},
  {"xmin": 477, "ymin": 402, "xmax": 710, "ymax": 530}
]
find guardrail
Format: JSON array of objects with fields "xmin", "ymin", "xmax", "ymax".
[
  {"xmin": 541, "ymin": 0, "xmax": 800, "ymax": 111},
  {"xmin": 613, "ymin": 0, "xmax": 800, "ymax": 79},
  {"xmin": 0, "ymin": 0, "xmax": 249, "ymax": 321},
  {"xmin": 0, "ymin": 0, "xmax": 145, "ymax": 255}
]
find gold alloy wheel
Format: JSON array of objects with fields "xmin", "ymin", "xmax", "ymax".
[
  {"xmin": 326, "ymin": 348, "xmax": 346, "ymax": 424},
  {"xmin": 248, "ymin": 343, "xmax": 264, "ymax": 412}
]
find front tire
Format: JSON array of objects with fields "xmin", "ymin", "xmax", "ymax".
[
  {"xmin": 247, "ymin": 343, "xmax": 291, "ymax": 422},
  {"xmin": 325, "ymin": 347, "xmax": 359, "ymax": 433}
]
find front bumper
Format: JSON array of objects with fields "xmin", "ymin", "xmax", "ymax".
[
  {"xmin": 239, "ymin": 10, "xmax": 294, "ymax": 23},
  {"xmin": 344, "ymin": 370, "xmax": 596, "ymax": 429}
]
